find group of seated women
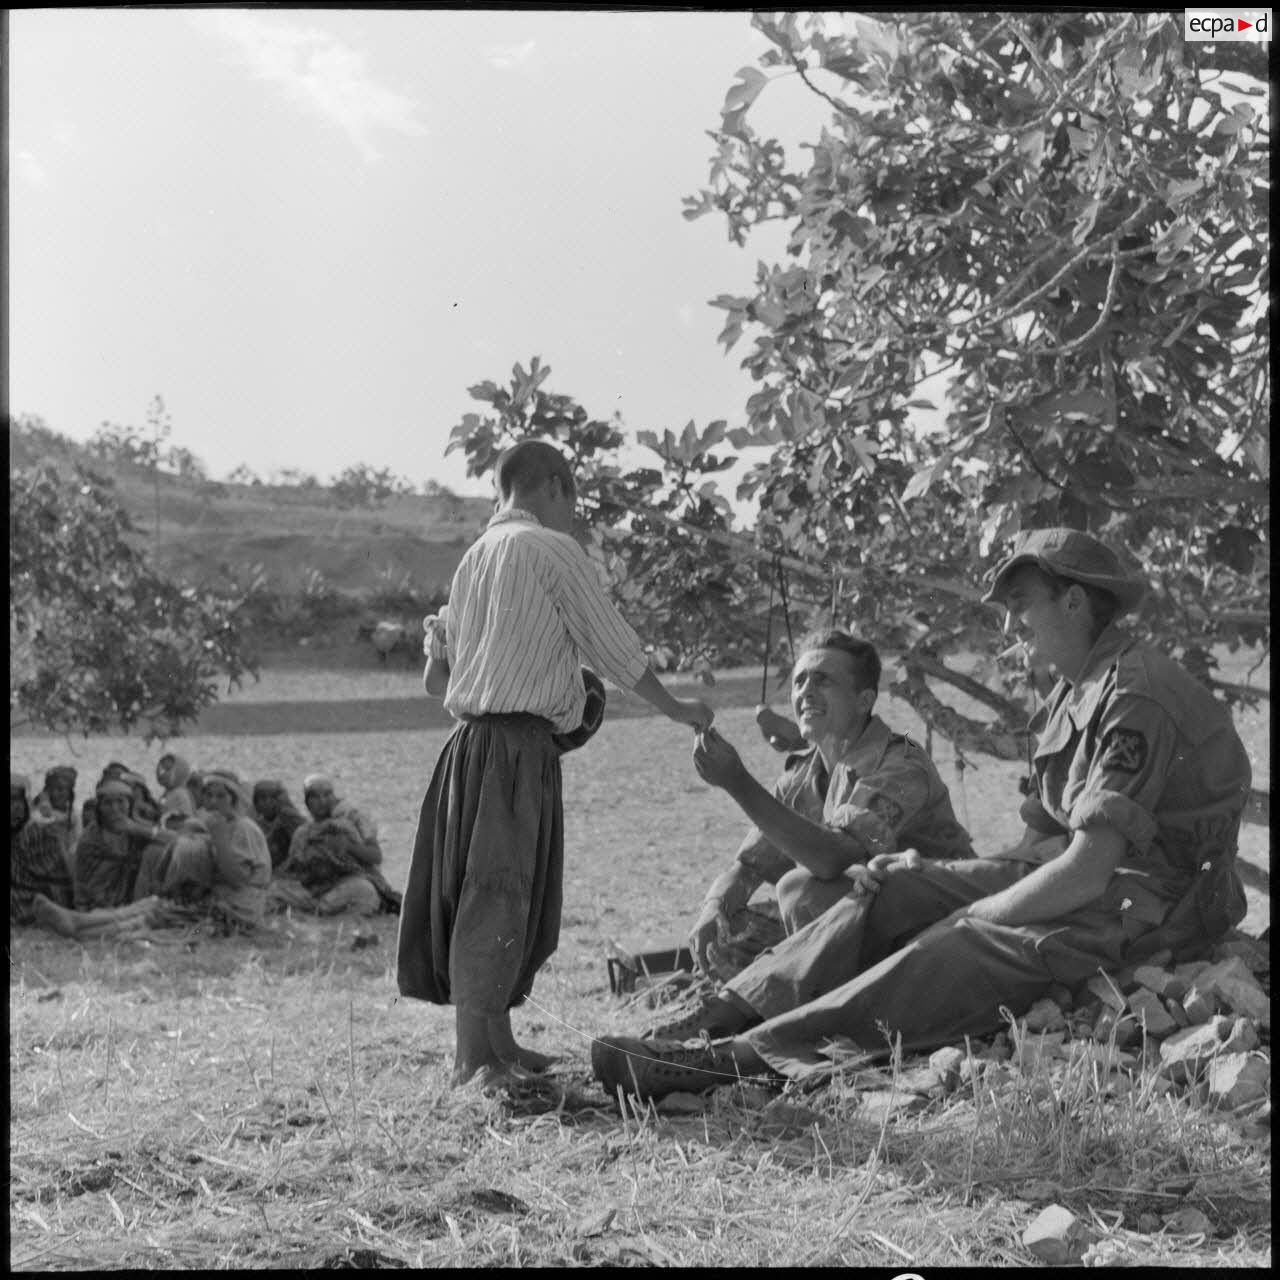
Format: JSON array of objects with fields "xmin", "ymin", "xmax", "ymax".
[{"xmin": 10, "ymin": 757, "xmax": 400, "ymax": 941}]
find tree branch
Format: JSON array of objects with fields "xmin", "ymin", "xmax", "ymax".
[
  {"xmin": 1026, "ymin": 243, "xmax": 1121, "ymax": 357},
  {"xmin": 889, "ymin": 667, "xmax": 1031, "ymax": 761},
  {"xmin": 906, "ymin": 653, "xmax": 1030, "ymax": 723}
]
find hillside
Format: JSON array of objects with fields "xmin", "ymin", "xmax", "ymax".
[{"xmin": 9, "ymin": 419, "xmax": 493, "ymax": 600}]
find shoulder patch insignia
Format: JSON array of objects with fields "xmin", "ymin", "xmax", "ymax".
[
  {"xmin": 866, "ymin": 793, "xmax": 905, "ymax": 830},
  {"xmin": 1101, "ymin": 727, "xmax": 1148, "ymax": 774}
]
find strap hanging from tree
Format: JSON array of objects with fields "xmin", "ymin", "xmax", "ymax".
[
  {"xmin": 759, "ymin": 564, "xmax": 776, "ymax": 705},
  {"xmin": 759, "ymin": 554, "xmax": 797, "ymax": 703}
]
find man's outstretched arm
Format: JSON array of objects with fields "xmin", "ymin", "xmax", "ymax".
[{"xmin": 694, "ymin": 729, "xmax": 874, "ymax": 883}]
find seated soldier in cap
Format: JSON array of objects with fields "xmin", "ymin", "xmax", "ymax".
[
  {"xmin": 648, "ymin": 629, "xmax": 973, "ymax": 1038},
  {"xmin": 268, "ymin": 774, "xmax": 400, "ymax": 917},
  {"xmin": 593, "ymin": 527, "xmax": 1254, "ymax": 1101}
]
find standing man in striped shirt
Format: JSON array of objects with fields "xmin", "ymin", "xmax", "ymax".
[{"xmin": 397, "ymin": 439, "xmax": 714, "ymax": 1091}]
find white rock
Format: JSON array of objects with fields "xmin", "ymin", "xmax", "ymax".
[
  {"xmin": 1023, "ymin": 1204, "xmax": 1094, "ymax": 1264},
  {"xmin": 1158, "ymin": 1017, "xmax": 1234, "ymax": 1082},
  {"xmin": 1163, "ymin": 1206, "xmax": 1213, "ymax": 1236},
  {"xmin": 1207, "ymin": 1053, "xmax": 1271, "ymax": 1110},
  {"xmin": 928, "ymin": 1045, "xmax": 965, "ymax": 1089},
  {"xmin": 858, "ymin": 1089, "xmax": 929, "ymax": 1122}
]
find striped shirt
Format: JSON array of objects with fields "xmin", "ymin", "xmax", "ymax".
[{"xmin": 441, "ymin": 509, "xmax": 650, "ymax": 733}]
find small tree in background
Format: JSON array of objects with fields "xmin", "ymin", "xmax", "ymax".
[
  {"xmin": 330, "ymin": 463, "xmax": 416, "ymax": 510},
  {"xmin": 10, "ymin": 461, "xmax": 255, "ymax": 739}
]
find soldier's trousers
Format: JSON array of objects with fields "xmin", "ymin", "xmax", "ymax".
[{"xmin": 725, "ymin": 857, "xmax": 1136, "ymax": 1081}]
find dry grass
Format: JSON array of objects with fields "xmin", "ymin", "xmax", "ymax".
[
  {"xmin": 9, "ymin": 659, "xmax": 1271, "ymax": 1269},
  {"xmin": 9, "ymin": 920, "xmax": 1270, "ymax": 1270}
]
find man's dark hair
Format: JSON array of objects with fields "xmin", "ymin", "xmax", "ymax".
[
  {"xmin": 495, "ymin": 440, "xmax": 575, "ymax": 500},
  {"xmin": 798, "ymin": 630, "xmax": 882, "ymax": 692},
  {"xmin": 1041, "ymin": 571, "xmax": 1121, "ymax": 640}
]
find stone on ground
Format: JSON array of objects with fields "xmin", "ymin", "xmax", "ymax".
[
  {"xmin": 1207, "ymin": 1053, "xmax": 1270, "ymax": 1110},
  {"xmin": 1022, "ymin": 1204, "xmax": 1096, "ymax": 1264},
  {"xmin": 1126, "ymin": 987, "xmax": 1178, "ymax": 1038}
]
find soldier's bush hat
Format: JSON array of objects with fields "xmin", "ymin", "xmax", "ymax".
[{"xmin": 983, "ymin": 528, "xmax": 1147, "ymax": 613}]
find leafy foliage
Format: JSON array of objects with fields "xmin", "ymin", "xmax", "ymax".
[
  {"xmin": 447, "ymin": 16, "xmax": 1268, "ymax": 756},
  {"xmin": 679, "ymin": 11, "xmax": 1269, "ymax": 745},
  {"xmin": 10, "ymin": 461, "xmax": 256, "ymax": 740},
  {"xmin": 446, "ymin": 359, "xmax": 783, "ymax": 674}
]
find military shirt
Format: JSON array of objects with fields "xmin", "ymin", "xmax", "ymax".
[
  {"xmin": 1019, "ymin": 625, "xmax": 1252, "ymax": 920},
  {"xmin": 736, "ymin": 714, "xmax": 974, "ymax": 882}
]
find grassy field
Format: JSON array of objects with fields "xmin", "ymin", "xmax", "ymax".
[{"xmin": 8, "ymin": 662, "xmax": 1271, "ymax": 1269}]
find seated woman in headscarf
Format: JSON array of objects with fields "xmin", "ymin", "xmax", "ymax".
[
  {"xmin": 268, "ymin": 774, "xmax": 401, "ymax": 917},
  {"xmin": 156, "ymin": 769, "xmax": 273, "ymax": 933},
  {"xmin": 12, "ymin": 772, "xmax": 74, "ymax": 923},
  {"xmin": 13, "ymin": 773, "xmax": 168, "ymax": 940},
  {"xmin": 30, "ymin": 765, "xmax": 81, "ymax": 870},
  {"xmin": 155, "ymin": 754, "xmax": 197, "ymax": 824},
  {"xmin": 118, "ymin": 769, "xmax": 163, "ymax": 826},
  {"xmin": 72, "ymin": 778, "xmax": 158, "ymax": 910},
  {"xmin": 250, "ymin": 780, "xmax": 306, "ymax": 870}
]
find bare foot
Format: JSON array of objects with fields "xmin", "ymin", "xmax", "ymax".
[
  {"xmin": 507, "ymin": 1045, "xmax": 559, "ymax": 1073},
  {"xmin": 32, "ymin": 894, "xmax": 77, "ymax": 938},
  {"xmin": 451, "ymin": 1055, "xmax": 505, "ymax": 1088},
  {"xmin": 459, "ymin": 1061, "xmax": 544, "ymax": 1095},
  {"xmin": 487, "ymin": 1013, "xmax": 558, "ymax": 1073}
]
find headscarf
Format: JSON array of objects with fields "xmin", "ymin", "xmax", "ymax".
[
  {"xmin": 95, "ymin": 779, "xmax": 134, "ymax": 801},
  {"xmin": 202, "ymin": 768, "xmax": 252, "ymax": 811},
  {"xmin": 161, "ymin": 754, "xmax": 192, "ymax": 787},
  {"xmin": 11, "ymin": 773, "xmax": 32, "ymax": 830},
  {"xmin": 45, "ymin": 765, "xmax": 78, "ymax": 789},
  {"xmin": 253, "ymin": 779, "xmax": 300, "ymax": 810}
]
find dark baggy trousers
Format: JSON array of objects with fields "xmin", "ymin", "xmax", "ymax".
[{"xmin": 396, "ymin": 714, "xmax": 563, "ymax": 1016}]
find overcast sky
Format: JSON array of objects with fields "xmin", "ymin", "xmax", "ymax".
[{"xmin": 8, "ymin": 8, "xmax": 832, "ymax": 496}]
